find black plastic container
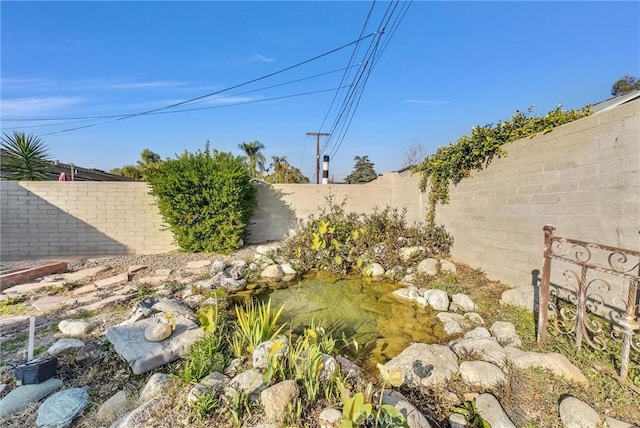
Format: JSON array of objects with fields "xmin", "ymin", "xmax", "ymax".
[{"xmin": 13, "ymin": 357, "xmax": 58, "ymax": 385}]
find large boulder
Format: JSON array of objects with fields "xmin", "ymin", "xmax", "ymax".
[
  {"xmin": 509, "ymin": 352, "xmax": 589, "ymax": 386},
  {"xmin": 384, "ymin": 343, "xmax": 459, "ymax": 388}
]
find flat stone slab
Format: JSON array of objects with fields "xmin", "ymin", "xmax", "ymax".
[
  {"xmin": 1, "ymin": 281, "xmax": 65, "ymax": 297},
  {"xmin": 62, "ymin": 266, "xmax": 110, "ymax": 283},
  {"xmin": 31, "ymin": 295, "xmax": 73, "ymax": 311},
  {"xmin": 68, "ymin": 294, "xmax": 135, "ymax": 315},
  {"xmin": 106, "ymin": 313, "xmax": 205, "ymax": 374},
  {"xmin": 95, "ymin": 272, "xmax": 129, "ymax": 289}
]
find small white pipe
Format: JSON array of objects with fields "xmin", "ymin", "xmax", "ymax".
[{"xmin": 28, "ymin": 316, "xmax": 35, "ymax": 361}]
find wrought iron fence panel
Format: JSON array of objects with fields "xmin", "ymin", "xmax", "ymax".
[{"xmin": 538, "ymin": 225, "xmax": 640, "ymax": 380}]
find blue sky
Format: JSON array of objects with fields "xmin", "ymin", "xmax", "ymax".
[{"xmin": 2, "ymin": 1, "xmax": 639, "ymax": 181}]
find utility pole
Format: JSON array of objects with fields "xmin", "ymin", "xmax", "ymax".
[{"xmin": 306, "ymin": 132, "xmax": 330, "ymax": 184}]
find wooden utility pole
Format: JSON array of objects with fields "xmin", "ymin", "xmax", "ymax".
[{"xmin": 306, "ymin": 132, "xmax": 330, "ymax": 184}]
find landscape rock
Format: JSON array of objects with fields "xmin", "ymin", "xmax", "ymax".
[
  {"xmin": 384, "ymin": 343, "xmax": 459, "ymax": 388},
  {"xmin": 449, "ymin": 413, "xmax": 467, "ymax": 428},
  {"xmin": 106, "ymin": 313, "xmax": 204, "ymax": 374},
  {"xmin": 186, "ymin": 260, "xmax": 211, "ymax": 270},
  {"xmin": 318, "ymin": 407, "xmax": 342, "ymax": 428},
  {"xmin": 464, "ymin": 312, "xmax": 485, "ymax": 325},
  {"xmin": 509, "ymin": 352, "xmax": 589, "ymax": 386},
  {"xmin": 417, "ymin": 258, "xmax": 438, "ymax": 276},
  {"xmin": 464, "ymin": 327, "xmax": 491, "ymax": 339},
  {"xmin": 151, "ymin": 298, "xmax": 194, "ymax": 317},
  {"xmin": 443, "ymin": 320, "xmax": 463, "ymax": 335},
  {"xmin": 261, "ymin": 264, "xmax": 284, "ymax": 281},
  {"xmin": 335, "ymin": 356, "xmax": 364, "ymax": 380},
  {"xmin": 260, "ymin": 380, "xmax": 298, "ymax": 423},
  {"xmin": 111, "ymin": 396, "xmax": 162, "ymax": 428},
  {"xmin": 451, "ymin": 293, "xmax": 476, "ymax": 312},
  {"xmin": 364, "ymin": 263, "xmax": 385, "ymax": 277},
  {"xmin": 187, "ymin": 372, "xmax": 229, "ymax": 403},
  {"xmin": 58, "ymin": 319, "xmax": 99, "ymax": 336},
  {"xmin": 0, "ymin": 378, "xmax": 63, "ymax": 418},
  {"xmin": 144, "ymin": 323, "xmax": 173, "ymax": 342},
  {"xmin": 382, "ymin": 390, "xmax": 432, "ymax": 428},
  {"xmin": 450, "ymin": 337, "xmax": 508, "ymax": 368},
  {"xmin": 95, "ymin": 272, "xmax": 129, "ymax": 289},
  {"xmin": 229, "ymin": 368, "xmax": 267, "ymax": 398},
  {"xmin": 96, "ymin": 390, "xmax": 130, "ymax": 422},
  {"xmin": 475, "ymin": 393, "xmax": 515, "ymax": 428},
  {"xmin": 127, "ymin": 265, "xmax": 147, "ymax": 274},
  {"xmin": 139, "ymin": 373, "xmax": 170, "ymax": 402},
  {"xmin": 76, "ymin": 343, "xmax": 104, "ymax": 363},
  {"xmin": 459, "ymin": 361, "xmax": 506, "ymax": 389},
  {"xmin": 490, "ymin": 321, "xmax": 522, "ymax": 347},
  {"xmin": 500, "ymin": 286, "xmax": 534, "ymax": 312},
  {"xmin": 604, "ymin": 417, "xmax": 639, "ymax": 428},
  {"xmin": 210, "ymin": 259, "xmax": 226, "ymax": 275},
  {"xmin": 253, "ymin": 338, "xmax": 288, "ymax": 370},
  {"xmin": 279, "ymin": 263, "xmax": 297, "ymax": 276},
  {"xmin": 424, "ymin": 289, "xmax": 449, "ymax": 311},
  {"xmin": 36, "ymin": 386, "xmax": 90, "ymax": 428},
  {"xmin": 62, "ymin": 266, "xmax": 110, "ymax": 283},
  {"xmin": 440, "ymin": 260, "xmax": 457, "ymax": 274},
  {"xmin": 559, "ymin": 396, "xmax": 600, "ymax": 428},
  {"xmin": 393, "ymin": 288, "xmax": 420, "ymax": 304},
  {"xmin": 436, "ymin": 312, "xmax": 465, "ymax": 325},
  {"xmin": 47, "ymin": 338, "xmax": 85, "ymax": 356},
  {"xmin": 320, "ymin": 353, "xmax": 338, "ymax": 380}
]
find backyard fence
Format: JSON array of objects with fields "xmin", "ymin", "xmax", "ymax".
[{"xmin": 537, "ymin": 224, "xmax": 640, "ymax": 380}]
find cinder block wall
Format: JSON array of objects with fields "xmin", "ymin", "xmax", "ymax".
[
  {"xmin": 0, "ymin": 182, "xmax": 177, "ymax": 258},
  {"xmin": 247, "ymin": 172, "xmax": 426, "ymax": 243},
  {"xmin": 435, "ymin": 99, "xmax": 640, "ymax": 289}
]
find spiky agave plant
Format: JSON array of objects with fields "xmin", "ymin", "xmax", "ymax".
[{"xmin": 1, "ymin": 131, "xmax": 52, "ymax": 180}]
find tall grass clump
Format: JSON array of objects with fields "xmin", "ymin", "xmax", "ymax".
[{"xmin": 229, "ymin": 298, "xmax": 285, "ymax": 356}]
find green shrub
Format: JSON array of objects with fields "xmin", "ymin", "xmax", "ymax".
[
  {"xmin": 146, "ymin": 143, "xmax": 256, "ymax": 253},
  {"xmin": 282, "ymin": 197, "xmax": 452, "ymax": 274}
]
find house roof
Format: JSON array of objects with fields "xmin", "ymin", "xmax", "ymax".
[
  {"xmin": 0, "ymin": 149, "xmax": 136, "ymax": 181},
  {"xmin": 591, "ymin": 89, "xmax": 640, "ymax": 114}
]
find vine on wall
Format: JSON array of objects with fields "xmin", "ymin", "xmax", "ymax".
[{"xmin": 413, "ymin": 105, "xmax": 592, "ymax": 227}]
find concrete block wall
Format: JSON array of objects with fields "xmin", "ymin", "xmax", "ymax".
[
  {"xmin": 247, "ymin": 171, "xmax": 426, "ymax": 243},
  {"xmin": 0, "ymin": 182, "xmax": 177, "ymax": 258},
  {"xmin": 435, "ymin": 99, "xmax": 640, "ymax": 291}
]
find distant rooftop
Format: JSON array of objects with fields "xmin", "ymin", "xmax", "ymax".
[
  {"xmin": 591, "ymin": 89, "xmax": 640, "ymax": 114},
  {"xmin": 0, "ymin": 149, "xmax": 136, "ymax": 182}
]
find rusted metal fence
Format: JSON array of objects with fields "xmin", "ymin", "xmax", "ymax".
[{"xmin": 537, "ymin": 225, "xmax": 640, "ymax": 380}]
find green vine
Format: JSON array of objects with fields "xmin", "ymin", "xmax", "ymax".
[{"xmin": 414, "ymin": 105, "xmax": 592, "ymax": 227}]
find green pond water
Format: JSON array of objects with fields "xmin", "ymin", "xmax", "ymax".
[{"xmin": 257, "ymin": 272, "xmax": 445, "ymax": 367}]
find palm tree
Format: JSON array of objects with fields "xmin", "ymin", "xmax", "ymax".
[
  {"xmin": 265, "ymin": 156, "xmax": 309, "ymax": 184},
  {"xmin": 238, "ymin": 141, "xmax": 266, "ymax": 178},
  {"xmin": 1, "ymin": 131, "xmax": 52, "ymax": 180}
]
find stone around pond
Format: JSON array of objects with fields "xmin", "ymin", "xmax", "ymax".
[
  {"xmin": 417, "ymin": 258, "xmax": 438, "ymax": 276},
  {"xmin": 384, "ymin": 343, "xmax": 459, "ymax": 388},
  {"xmin": 451, "ymin": 293, "xmax": 476, "ymax": 312},
  {"xmin": 459, "ymin": 361, "xmax": 506, "ymax": 389},
  {"xmin": 106, "ymin": 313, "xmax": 204, "ymax": 375},
  {"xmin": 424, "ymin": 289, "xmax": 449, "ymax": 311},
  {"xmin": 449, "ymin": 336, "xmax": 508, "ymax": 368}
]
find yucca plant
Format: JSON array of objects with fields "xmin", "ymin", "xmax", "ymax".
[{"xmin": 1, "ymin": 131, "xmax": 52, "ymax": 180}]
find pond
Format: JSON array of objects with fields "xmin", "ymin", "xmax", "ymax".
[{"xmin": 257, "ymin": 271, "xmax": 445, "ymax": 369}]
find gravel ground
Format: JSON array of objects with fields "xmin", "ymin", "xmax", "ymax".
[{"xmin": 66, "ymin": 244, "xmax": 266, "ymax": 273}]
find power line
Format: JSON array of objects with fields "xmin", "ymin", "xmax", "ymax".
[{"xmin": 40, "ymin": 86, "xmax": 352, "ymax": 136}]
